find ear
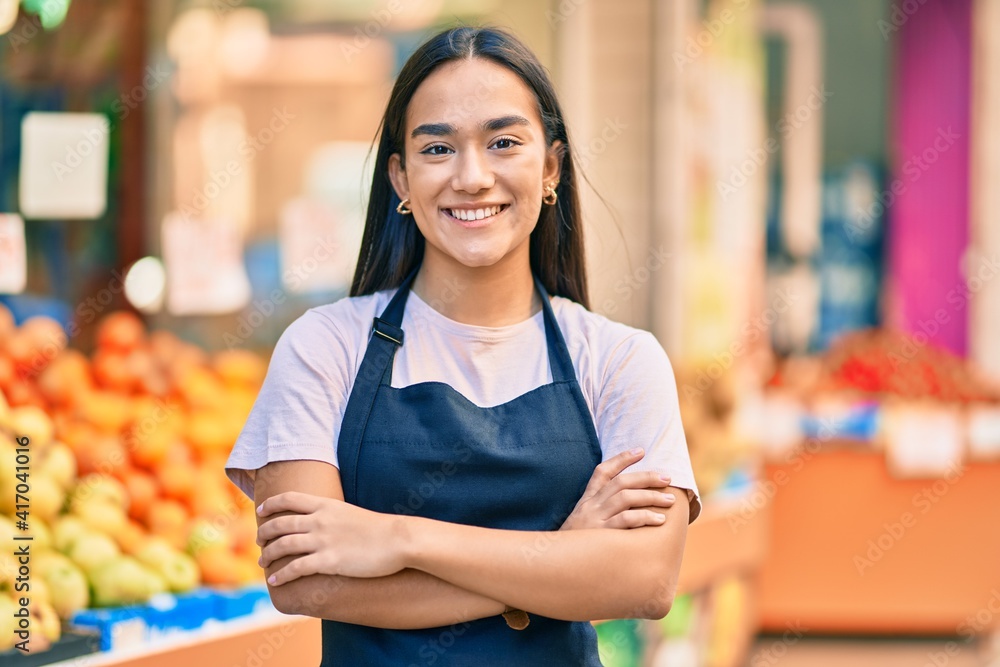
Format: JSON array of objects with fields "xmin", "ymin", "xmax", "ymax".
[
  {"xmin": 388, "ymin": 153, "xmax": 409, "ymax": 202},
  {"xmin": 542, "ymin": 140, "xmax": 564, "ymax": 186}
]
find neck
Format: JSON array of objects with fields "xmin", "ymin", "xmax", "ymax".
[{"xmin": 412, "ymin": 249, "xmax": 541, "ymax": 327}]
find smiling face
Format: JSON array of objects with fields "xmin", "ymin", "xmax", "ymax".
[{"xmin": 388, "ymin": 57, "xmax": 561, "ymax": 272}]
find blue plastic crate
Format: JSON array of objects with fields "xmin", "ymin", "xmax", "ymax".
[
  {"xmin": 214, "ymin": 585, "xmax": 273, "ymax": 621},
  {"xmin": 146, "ymin": 589, "xmax": 218, "ymax": 633},
  {"xmin": 70, "ymin": 606, "xmax": 150, "ymax": 652}
]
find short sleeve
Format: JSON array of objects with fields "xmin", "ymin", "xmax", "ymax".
[
  {"xmin": 594, "ymin": 332, "xmax": 702, "ymax": 523},
  {"xmin": 224, "ymin": 310, "xmax": 354, "ymax": 500}
]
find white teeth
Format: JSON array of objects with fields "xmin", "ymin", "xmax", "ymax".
[{"xmin": 448, "ymin": 205, "xmax": 503, "ymax": 221}]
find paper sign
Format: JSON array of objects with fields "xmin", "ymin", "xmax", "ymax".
[
  {"xmin": 883, "ymin": 403, "xmax": 964, "ymax": 478},
  {"xmin": 279, "ymin": 198, "xmax": 350, "ymax": 294},
  {"xmin": 162, "ymin": 213, "xmax": 251, "ymax": 315},
  {"xmin": 0, "ymin": 214, "xmax": 26, "ymax": 294},
  {"xmin": 19, "ymin": 112, "xmax": 110, "ymax": 219}
]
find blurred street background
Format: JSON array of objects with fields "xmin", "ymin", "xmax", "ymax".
[{"xmin": 0, "ymin": 0, "xmax": 999, "ymax": 665}]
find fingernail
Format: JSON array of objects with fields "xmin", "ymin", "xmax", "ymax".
[
  {"xmin": 256, "ymin": 504, "xmax": 264, "ymax": 514},
  {"xmin": 630, "ymin": 447, "xmax": 643, "ymax": 456},
  {"xmin": 268, "ymin": 575, "xmax": 277, "ymax": 585},
  {"xmin": 258, "ymin": 556, "xmax": 263, "ymax": 567},
  {"xmin": 654, "ymin": 514, "xmax": 666, "ymax": 522},
  {"xmin": 659, "ymin": 474, "xmax": 671, "ymax": 483},
  {"xmin": 662, "ymin": 493, "xmax": 675, "ymax": 502}
]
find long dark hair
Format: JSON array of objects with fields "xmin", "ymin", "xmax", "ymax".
[{"xmin": 349, "ymin": 26, "xmax": 590, "ymax": 308}]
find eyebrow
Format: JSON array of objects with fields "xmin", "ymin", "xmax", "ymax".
[{"xmin": 410, "ymin": 115, "xmax": 531, "ymax": 138}]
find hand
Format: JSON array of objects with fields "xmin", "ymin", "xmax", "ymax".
[
  {"xmin": 560, "ymin": 448, "xmax": 675, "ymax": 531},
  {"xmin": 256, "ymin": 491, "xmax": 406, "ymax": 585}
]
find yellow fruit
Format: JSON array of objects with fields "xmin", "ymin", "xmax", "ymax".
[
  {"xmin": 69, "ymin": 474, "xmax": 128, "ymax": 509},
  {"xmin": 29, "ymin": 518, "xmax": 52, "ymax": 551},
  {"xmin": 37, "ymin": 441, "xmax": 77, "ymax": 490},
  {"xmin": 51, "ymin": 515, "xmax": 89, "ymax": 553},
  {"xmin": 30, "ymin": 576, "xmax": 51, "ymax": 606},
  {"xmin": 135, "ymin": 539, "xmax": 200, "ymax": 593},
  {"xmin": 8, "ymin": 405, "xmax": 55, "ymax": 449},
  {"xmin": 33, "ymin": 598, "xmax": 61, "ymax": 643},
  {"xmin": 90, "ymin": 556, "xmax": 165, "ymax": 607},
  {"xmin": 30, "ymin": 474, "xmax": 65, "ymax": 522},
  {"xmin": 34, "ymin": 552, "xmax": 89, "ymax": 619},
  {"xmin": 67, "ymin": 533, "xmax": 121, "ymax": 575},
  {"xmin": 72, "ymin": 498, "xmax": 128, "ymax": 538},
  {"xmin": 0, "ymin": 594, "xmax": 18, "ymax": 650},
  {"xmin": 187, "ymin": 517, "xmax": 233, "ymax": 556}
]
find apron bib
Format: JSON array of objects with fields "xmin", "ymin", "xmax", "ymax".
[{"xmin": 323, "ymin": 268, "xmax": 604, "ymax": 666}]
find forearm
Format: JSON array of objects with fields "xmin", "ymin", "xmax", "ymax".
[
  {"xmin": 399, "ymin": 512, "xmax": 686, "ymax": 622},
  {"xmin": 268, "ymin": 564, "xmax": 505, "ymax": 629}
]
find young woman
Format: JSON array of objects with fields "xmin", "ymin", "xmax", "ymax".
[{"xmin": 226, "ymin": 26, "xmax": 700, "ymax": 666}]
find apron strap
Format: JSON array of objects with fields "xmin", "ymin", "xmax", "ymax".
[
  {"xmin": 340, "ymin": 267, "xmax": 417, "ymax": 500},
  {"xmin": 533, "ymin": 274, "xmax": 575, "ymax": 384}
]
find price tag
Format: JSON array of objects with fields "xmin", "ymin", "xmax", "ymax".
[
  {"xmin": 19, "ymin": 112, "xmax": 110, "ymax": 219},
  {"xmin": 883, "ymin": 403, "xmax": 964, "ymax": 478},
  {"xmin": 162, "ymin": 213, "xmax": 251, "ymax": 315},
  {"xmin": 967, "ymin": 405, "xmax": 1000, "ymax": 460},
  {"xmin": 0, "ymin": 214, "xmax": 26, "ymax": 294},
  {"xmin": 279, "ymin": 198, "xmax": 349, "ymax": 294}
]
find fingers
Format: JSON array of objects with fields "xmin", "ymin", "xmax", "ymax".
[
  {"xmin": 256, "ymin": 514, "xmax": 308, "ymax": 546},
  {"xmin": 584, "ymin": 448, "xmax": 646, "ymax": 496},
  {"xmin": 267, "ymin": 554, "xmax": 322, "ymax": 587},
  {"xmin": 260, "ymin": 533, "xmax": 314, "ymax": 569},
  {"xmin": 605, "ymin": 489, "xmax": 676, "ymax": 517},
  {"xmin": 257, "ymin": 491, "xmax": 325, "ymax": 518},
  {"xmin": 612, "ymin": 471, "xmax": 672, "ymax": 491},
  {"xmin": 606, "ymin": 509, "xmax": 667, "ymax": 529}
]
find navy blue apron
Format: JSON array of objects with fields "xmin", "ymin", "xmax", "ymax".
[{"xmin": 322, "ymin": 267, "xmax": 604, "ymax": 666}]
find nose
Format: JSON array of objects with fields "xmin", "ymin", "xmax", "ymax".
[{"xmin": 451, "ymin": 148, "xmax": 495, "ymax": 194}]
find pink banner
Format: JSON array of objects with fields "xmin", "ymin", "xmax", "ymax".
[{"xmin": 889, "ymin": 0, "xmax": 971, "ymax": 355}]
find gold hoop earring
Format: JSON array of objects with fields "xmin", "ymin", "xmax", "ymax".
[
  {"xmin": 543, "ymin": 183, "xmax": 558, "ymax": 206},
  {"xmin": 396, "ymin": 198, "xmax": 412, "ymax": 215}
]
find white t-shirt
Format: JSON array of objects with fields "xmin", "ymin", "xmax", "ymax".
[{"xmin": 225, "ymin": 287, "xmax": 702, "ymax": 523}]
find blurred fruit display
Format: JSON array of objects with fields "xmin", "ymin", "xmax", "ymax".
[{"xmin": 0, "ymin": 304, "xmax": 265, "ymax": 656}]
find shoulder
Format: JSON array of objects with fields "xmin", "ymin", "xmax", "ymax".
[
  {"xmin": 267, "ymin": 290, "xmax": 394, "ymax": 376},
  {"xmin": 552, "ymin": 296, "xmax": 672, "ymax": 381}
]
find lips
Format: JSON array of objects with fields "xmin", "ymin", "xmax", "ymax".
[{"xmin": 443, "ymin": 204, "xmax": 509, "ymax": 222}]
